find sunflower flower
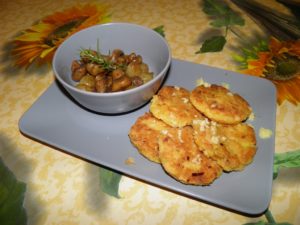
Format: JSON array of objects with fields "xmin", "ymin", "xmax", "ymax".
[
  {"xmin": 235, "ymin": 37, "xmax": 300, "ymax": 105},
  {"xmin": 12, "ymin": 4, "xmax": 111, "ymax": 69}
]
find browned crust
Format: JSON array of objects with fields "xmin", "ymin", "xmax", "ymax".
[
  {"xmin": 190, "ymin": 85, "xmax": 251, "ymax": 124},
  {"xmin": 158, "ymin": 126, "xmax": 222, "ymax": 185},
  {"xmin": 129, "ymin": 113, "xmax": 170, "ymax": 163},
  {"xmin": 150, "ymin": 86, "xmax": 202, "ymax": 127}
]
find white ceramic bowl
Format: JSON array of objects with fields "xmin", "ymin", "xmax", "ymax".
[{"xmin": 53, "ymin": 23, "xmax": 171, "ymax": 114}]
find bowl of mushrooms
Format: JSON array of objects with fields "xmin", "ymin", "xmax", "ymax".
[{"xmin": 53, "ymin": 23, "xmax": 171, "ymax": 114}]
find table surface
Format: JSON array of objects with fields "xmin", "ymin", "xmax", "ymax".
[{"xmin": 1, "ymin": 0, "xmax": 299, "ymax": 225}]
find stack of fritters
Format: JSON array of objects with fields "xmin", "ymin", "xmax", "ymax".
[{"xmin": 129, "ymin": 85, "xmax": 256, "ymax": 185}]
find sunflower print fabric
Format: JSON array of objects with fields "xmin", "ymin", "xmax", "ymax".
[
  {"xmin": 11, "ymin": 4, "xmax": 110, "ymax": 68},
  {"xmin": 240, "ymin": 37, "xmax": 300, "ymax": 105}
]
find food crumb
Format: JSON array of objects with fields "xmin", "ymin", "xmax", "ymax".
[
  {"xmin": 125, "ymin": 157, "xmax": 135, "ymax": 165},
  {"xmin": 248, "ymin": 112, "xmax": 255, "ymax": 121},
  {"xmin": 221, "ymin": 82, "xmax": 230, "ymax": 89},
  {"xmin": 196, "ymin": 77, "xmax": 211, "ymax": 87},
  {"xmin": 259, "ymin": 127, "xmax": 273, "ymax": 139}
]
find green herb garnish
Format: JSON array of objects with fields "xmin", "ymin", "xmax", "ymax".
[
  {"xmin": 79, "ymin": 48, "xmax": 117, "ymax": 72},
  {"xmin": 153, "ymin": 25, "xmax": 165, "ymax": 37}
]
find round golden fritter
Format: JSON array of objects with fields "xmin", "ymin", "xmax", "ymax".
[
  {"xmin": 192, "ymin": 118, "xmax": 256, "ymax": 171},
  {"xmin": 128, "ymin": 112, "xmax": 170, "ymax": 163},
  {"xmin": 190, "ymin": 84, "xmax": 252, "ymax": 124},
  {"xmin": 150, "ymin": 86, "xmax": 202, "ymax": 127},
  {"xmin": 158, "ymin": 126, "xmax": 222, "ymax": 185},
  {"xmin": 220, "ymin": 123, "xmax": 257, "ymax": 169}
]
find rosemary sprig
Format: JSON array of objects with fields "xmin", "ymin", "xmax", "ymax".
[{"xmin": 79, "ymin": 48, "xmax": 117, "ymax": 72}]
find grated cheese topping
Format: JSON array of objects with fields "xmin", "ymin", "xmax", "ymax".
[
  {"xmin": 211, "ymin": 136, "xmax": 220, "ymax": 144},
  {"xmin": 182, "ymin": 97, "xmax": 189, "ymax": 103},
  {"xmin": 191, "ymin": 154, "xmax": 202, "ymax": 164},
  {"xmin": 193, "ymin": 118, "xmax": 210, "ymax": 132},
  {"xmin": 161, "ymin": 130, "xmax": 168, "ymax": 135},
  {"xmin": 177, "ymin": 129, "xmax": 184, "ymax": 143}
]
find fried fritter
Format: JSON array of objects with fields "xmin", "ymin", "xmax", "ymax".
[
  {"xmin": 150, "ymin": 86, "xmax": 202, "ymax": 127},
  {"xmin": 190, "ymin": 84, "xmax": 251, "ymax": 124},
  {"xmin": 128, "ymin": 113, "xmax": 170, "ymax": 163},
  {"xmin": 158, "ymin": 126, "xmax": 222, "ymax": 185},
  {"xmin": 192, "ymin": 118, "xmax": 256, "ymax": 171},
  {"xmin": 220, "ymin": 123, "xmax": 257, "ymax": 169}
]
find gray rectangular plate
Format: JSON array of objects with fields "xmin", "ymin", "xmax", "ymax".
[{"xmin": 19, "ymin": 59, "xmax": 276, "ymax": 215}]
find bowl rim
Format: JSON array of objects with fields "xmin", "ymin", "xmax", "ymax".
[{"xmin": 52, "ymin": 22, "xmax": 172, "ymax": 97}]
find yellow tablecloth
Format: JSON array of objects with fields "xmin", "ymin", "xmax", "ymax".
[{"xmin": 1, "ymin": 0, "xmax": 299, "ymax": 224}]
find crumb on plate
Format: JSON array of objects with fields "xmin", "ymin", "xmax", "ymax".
[
  {"xmin": 248, "ymin": 112, "xmax": 255, "ymax": 121},
  {"xmin": 259, "ymin": 127, "xmax": 273, "ymax": 139},
  {"xmin": 196, "ymin": 77, "xmax": 211, "ymax": 87},
  {"xmin": 125, "ymin": 157, "xmax": 135, "ymax": 165},
  {"xmin": 221, "ymin": 82, "xmax": 230, "ymax": 89}
]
